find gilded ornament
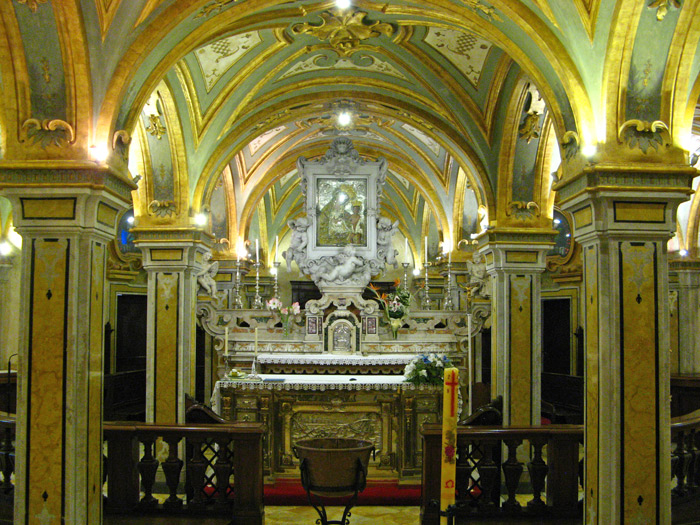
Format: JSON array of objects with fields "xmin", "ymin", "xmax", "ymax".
[
  {"xmin": 196, "ymin": 0, "xmax": 237, "ymax": 18},
  {"xmin": 458, "ymin": 0, "xmax": 503, "ymax": 22},
  {"xmin": 21, "ymin": 118, "xmax": 74, "ymax": 149},
  {"xmin": 507, "ymin": 201, "xmax": 540, "ymax": 220},
  {"xmin": 560, "ymin": 131, "xmax": 580, "ymax": 161},
  {"xmin": 291, "ymin": 9, "xmax": 393, "ymax": 56},
  {"xmin": 16, "ymin": 0, "xmax": 48, "ymax": 12},
  {"xmin": 145, "ymin": 114, "xmax": 167, "ymax": 139},
  {"xmin": 648, "ymin": 0, "xmax": 681, "ymax": 21},
  {"xmin": 618, "ymin": 119, "xmax": 670, "ymax": 154},
  {"xmin": 148, "ymin": 200, "xmax": 177, "ymax": 217},
  {"xmin": 518, "ymin": 112, "xmax": 541, "ymax": 143}
]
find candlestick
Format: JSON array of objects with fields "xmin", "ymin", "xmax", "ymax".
[
  {"xmin": 224, "ymin": 327, "xmax": 229, "ymax": 356},
  {"xmin": 402, "ymin": 262, "xmax": 410, "ymax": 290},
  {"xmin": 254, "ymin": 327, "xmax": 258, "ymax": 355},
  {"xmin": 232, "ymin": 258, "xmax": 244, "ymax": 309},
  {"xmin": 275, "ymin": 235, "xmax": 279, "ymax": 264},
  {"xmin": 442, "ymin": 260, "xmax": 454, "ymax": 311},
  {"xmin": 421, "ymin": 261, "xmax": 432, "ymax": 310},
  {"xmin": 273, "ymin": 261, "xmax": 280, "ymax": 299},
  {"xmin": 251, "ymin": 260, "xmax": 263, "ymax": 309},
  {"xmin": 255, "ymin": 239, "xmax": 259, "ymax": 263}
]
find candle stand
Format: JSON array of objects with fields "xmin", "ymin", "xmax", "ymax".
[
  {"xmin": 402, "ymin": 262, "xmax": 410, "ymax": 289},
  {"xmin": 233, "ymin": 259, "xmax": 244, "ymax": 309},
  {"xmin": 442, "ymin": 261, "xmax": 454, "ymax": 311},
  {"xmin": 252, "ymin": 261, "xmax": 264, "ymax": 309},
  {"xmin": 420, "ymin": 262, "xmax": 432, "ymax": 311},
  {"xmin": 273, "ymin": 261, "xmax": 281, "ymax": 299}
]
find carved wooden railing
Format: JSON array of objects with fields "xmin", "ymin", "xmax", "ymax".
[
  {"xmin": 421, "ymin": 424, "xmax": 583, "ymax": 524},
  {"xmin": 671, "ymin": 409, "xmax": 700, "ymax": 505},
  {"xmin": 103, "ymin": 421, "xmax": 264, "ymax": 524}
]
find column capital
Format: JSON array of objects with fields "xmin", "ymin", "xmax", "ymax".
[
  {"xmin": 133, "ymin": 227, "xmax": 214, "ymax": 272},
  {"xmin": 669, "ymin": 257, "xmax": 700, "ymax": 288},
  {"xmin": 475, "ymin": 227, "xmax": 556, "ymax": 273},
  {"xmin": 554, "ymin": 163, "xmax": 694, "ymax": 243}
]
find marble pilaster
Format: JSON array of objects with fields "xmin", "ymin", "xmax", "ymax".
[
  {"xmin": 133, "ymin": 229, "xmax": 212, "ymax": 424},
  {"xmin": 556, "ymin": 164, "xmax": 694, "ymax": 525},
  {"xmin": 669, "ymin": 258, "xmax": 700, "ymax": 374},
  {"xmin": 477, "ymin": 230, "xmax": 554, "ymax": 426},
  {"xmin": 0, "ymin": 166, "xmax": 135, "ymax": 524}
]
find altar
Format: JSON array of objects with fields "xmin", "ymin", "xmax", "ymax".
[{"xmin": 212, "ymin": 374, "xmax": 443, "ymax": 481}]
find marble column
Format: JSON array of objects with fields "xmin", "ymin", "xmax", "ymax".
[
  {"xmin": 0, "ymin": 253, "xmax": 18, "ymax": 372},
  {"xmin": 669, "ymin": 258, "xmax": 700, "ymax": 374},
  {"xmin": 477, "ymin": 230, "xmax": 553, "ymax": 426},
  {"xmin": 0, "ymin": 167, "xmax": 134, "ymax": 524},
  {"xmin": 133, "ymin": 230, "xmax": 211, "ymax": 424},
  {"xmin": 556, "ymin": 165, "xmax": 693, "ymax": 524}
]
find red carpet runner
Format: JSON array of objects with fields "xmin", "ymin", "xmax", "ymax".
[{"xmin": 263, "ymin": 480, "xmax": 422, "ymax": 506}]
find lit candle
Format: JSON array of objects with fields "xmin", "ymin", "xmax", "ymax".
[
  {"xmin": 254, "ymin": 327, "xmax": 259, "ymax": 355},
  {"xmin": 424, "ymin": 236, "xmax": 428, "ymax": 262},
  {"xmin": 224, "ymin": 327, "xmax": 229, "ymax": 356},
  {"xmin": 404, "ymin": 237, "xmax": 408, "ymax": 263},
  {"xmin": 275, "ymin": 235, "xmax": 279, "ymax": 263},
  {"xmin": 448, "ymin": 244, "xmax": 452, "ymax": 265},
  {"xmin": 255, "ymin": 239, "xmax": 259, "ymax": 263}
]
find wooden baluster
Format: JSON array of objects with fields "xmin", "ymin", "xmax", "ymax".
[
  {"xmin": 161, "ymin": 435, "xmax": 183, "ymax": 510},
  {"xmin": 455, "ymin": 438, "xmax": 471, "ymax": 503},
  {"xmin": 187, "ymin": 437, "xmax": 207, "ymax": 508},
  {"xmin": 672, "ymin": 430, "xmax": 687, "ymax": 498},
  {"xmin": 685, "ymin": 430, "xmax": 698, "ymax": 492},
  {"xmin": 137, "ymin": 435, "xmax": 159, "ymax": 509},
  {"xmin": 527, "ymin": 437, "xmax": 548, "ymax": 511},
  {"xmin": 501, "ymin": 438, "xmax": 523, "ymax": 513},
  {"xmin": 0, "ymin": 426, "xmax": 14, "ymax": 495},
  {"xmin": 213, "ymin": 437, "xmax": 233, "ymax": 510},
  {"xmin": 476, "ymin": 439, "xmax": 500, "ymax": 513}
]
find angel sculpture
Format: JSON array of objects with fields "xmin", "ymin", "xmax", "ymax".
[
  {"xmin": 282, "ymin": 217, "xmax": 309, "ymax": 272},
  {"xmin": 376, "ymin": 217, "xmax": 399, "ymax": 268},
  {"xmin": 464, "ymin": 252, "xmax": 490, "ymax": 299},
  {"xmin": 196, "ymin": 252, "xmax": 219, "ymax": 297}
]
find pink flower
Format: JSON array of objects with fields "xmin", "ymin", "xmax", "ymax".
[{"xmin": 281, "ymin": 307, "xmax": 288, "ymax": 315}]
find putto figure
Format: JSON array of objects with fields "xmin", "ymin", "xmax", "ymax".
[{"xmin": 283, "ymin": 217, "xmax": 309, "ymax": 272}]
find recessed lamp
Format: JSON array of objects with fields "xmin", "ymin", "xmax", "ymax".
[
  {"xmin": 0, "ymin": 242, "xmax": 11, "ymax": 256},
  {"xmin": 336, "ymin": 0, "xmax": 351, "ymax": 9},
  {"xmin": 89, "ymin": 145, "xmax": 109, "ymax": 163},
  {"xmin": 680, "ymin": 249, "xmax": 689, "ymax": 257},
  {"xmin": 582, "ymin": 144, "xmax": 597, "ymax": 158},
  {"xmin": 565, "ymin": 233, "xmax": 571, "ymax": 238},
  {"xmin": 553, "ymin": 218, "xmax": 561, "ymax": 225},
  {"xmin": 194, "ymin": 213, "xmax": 208, "ymax": 227},
  {"xmin": 338, "ymin": 111, "xmax": 352, "ymax": 126},
  {"xmin": 126, "ymin": 216, "xmax": 135, "ymax": 225}
]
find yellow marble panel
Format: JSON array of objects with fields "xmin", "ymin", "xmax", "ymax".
[
  {"xmin": 27, "ymin": 239, "xmax": 68, "ymax": 520},
  {"xmin": 614, "ymin": 202, "xmax": 665, "ymax": 223},
  {"xmin": 96, "ymin": 202, "xmax": 118, "ymax": 228},
  {"xmin": 509, "ymin": 275, "xmax": 531, "ymax": 426},
  {"xmin": 88, "ymin": 242, "xmax": 105, "ymax": 519},
  {"xmin": 505, "ymin": 251, "xmax": 537, "ymax": 263},
  {"xmin": 215, "ymin": 273, "xmax": 233, "ymax": 282},
  {"xmin": 485, "ymin": 252, "xmax": 493, "ymax": 265},
  {"xmin": 156, "ymin": 273, "xmax": 179, "ymax": 423},
  {"xmin": 573, "ymin": 205, "xmax": 592, "ymax": 228},
  {"xmin": 669, "ymin": 291, "xmax": 679, "ymax": 374},
  {"xmin": 620, "ymin": 242, "xmax": 658, "ymax": 523},
  {"xmin": 22, "ymin": 198, "xmax": 75, "ymax": 219},
  {"xmin": 584, "ymin": 245, "xmax": 599, "ymax": 522},
  {"xmin": 151, "ymin": 249, "xmax": 183, "ymax": 261}
]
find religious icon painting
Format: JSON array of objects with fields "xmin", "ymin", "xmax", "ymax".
[
  {"xmin": 366, "ymin": 317, "xmax": 377, "ymax": 335},
  {"xmin": 307, "ymin": 316, "xmax": 318, "ymax": 335}
]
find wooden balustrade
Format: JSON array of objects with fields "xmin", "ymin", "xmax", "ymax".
[
  {"xmin": 420, "ymin": 424, "xmax": 583, "ymax": 524},
  {"xmin": 103, "ymin": 421, "xmax": 265, "ymax": 524},
  {"xmin": 671, "ymin": 409, "xmax": 700, "ymax": 504}
]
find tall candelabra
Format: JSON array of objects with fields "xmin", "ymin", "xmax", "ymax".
[
  {"xmin": 232, "ymin": 259, "xmax": 244, "ymax": 309},
  {"xmin": 442, "ymin": 261, "xmax": 454, "ymax": 310},
  {"xmin": 402, "ymin": 262, "xmax": 410, "ymax": 288},
  {"xmin": 273, "ymin": 261, "xmax": 281, "ymax": 299},
  {"xmin": 421, "ymin": 262, "xmax": 432, "ymax": 310},
  {"xmin": 251, "ymin": 261, "xmax": 264, "ymax": 309}
]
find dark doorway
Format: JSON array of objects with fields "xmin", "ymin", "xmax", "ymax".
[
  {"xmin": 542, "ymin": 298, "xmax": 571, "ymax": 374},
  {"xmin": 115, "ymin": 294, "xmax": 147, "ymax": 372}
]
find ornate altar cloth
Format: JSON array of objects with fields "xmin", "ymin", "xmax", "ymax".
[
  {"xmin": 254, "ymin": 353, "xmax": 416, "ymax": 374},
  {"xmin": 211, "ymin": 375, "xmax": 442, "ymax": 481}
]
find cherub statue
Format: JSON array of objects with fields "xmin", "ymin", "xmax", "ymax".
[
  {"xmin": 312, "ymin": 246, "xmax": 366, "ymax": 284},
  {"xmin": 465, "ymin": 252, "xmax": 490, "ymax": 299},
  {"xmin": 282, "ymin": 217, "xmax": 309, "ymax": 272},
  {"xmin": 196, "ymin": 252, "xmax": 219, "ymax": 297},
  {"xmin": 376, "ymin": 217, "xmax": 399, "ymax": 268}
]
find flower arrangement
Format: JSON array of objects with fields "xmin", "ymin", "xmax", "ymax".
[
  {"xmin": 403, "ymin": 353, "xmax": 453, "ymax": 385},
  {"xmin": 367, "ymin": 279, "xmax": 412, "ymax": 338},
  {"xmin": 266, "ymin": 298, "xmax": 301, "ymax": 335}
]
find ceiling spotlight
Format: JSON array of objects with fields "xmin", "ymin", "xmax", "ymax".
[
  {"xmin": 194, "ymin": 213, "xmax": 208, "ymax": 227},
  {"xmin": 581, "ymin": 144, "xmax": 597, "ymax": 158},
  {"xmin": 680, "ymin": 249, "xmax": 689, "ymax": 257},
  {"xmin": 336, "ymin": 0, "xmax": 351, "ymax": 9},
  {"xmin": 553, "ymin": 218, "xmax": 561, "ymax": 225},
  {"xmin": 126, "ymin": 216, "xmax": 135, "ymax": 225},
  {"xmin": 0, "ymin": 242, "xmax": 11, "ymax": 256},
  {"xmin": 337, "ymin": 111, "xmax": 352, "ymax": 127}
]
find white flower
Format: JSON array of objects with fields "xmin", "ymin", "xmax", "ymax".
[{"xmin": 420, "ymin": 370, "xmax": 428, "ymax": 378}]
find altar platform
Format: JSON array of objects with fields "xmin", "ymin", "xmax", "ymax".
[{"xmin": 211, "ymin": 374, "xmax": 442, "ymax": 482}]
